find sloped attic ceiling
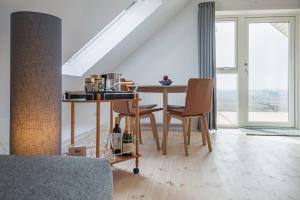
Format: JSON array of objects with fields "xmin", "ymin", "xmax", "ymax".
[
  {"xmin": 63, "ymin": 0, "xmax": 163, "ymax": 76},
  {"xmin": 0, "ymin": 0, "xmax": 134, "ymax": 66},
  {"xmin": 83, "ymin": 0, "xmax": 193, "ymax": 76}
]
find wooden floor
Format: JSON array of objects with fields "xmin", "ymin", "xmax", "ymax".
[{"xmin": 112, "ymin": 129, "xmax": 300, "ymax": 200}]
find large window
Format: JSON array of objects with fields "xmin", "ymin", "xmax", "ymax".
[
  {"xmin": 248, "ymin": 22, "xmax": 289, "ymax": 122},
  {"xmin": 216, "ymin": 16, "xmax": 295, "ymax": 128},
  {"xmin": 217, "ymin": 74, "xmax": 238, "ymax": 126},
  {"xmin": 216, "ymin": 21, "xmax": 236, "ymax": 69},
  {"xmin": 246, "ymin": 19, "xmax": 293, "ymax": 125},
  {"xmin": 216, "ymin": 19, "xmax": 238, "ymax": 127}
]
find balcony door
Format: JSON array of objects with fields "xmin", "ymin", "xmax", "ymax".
[
  {"xmin": 216, "ymin": 16, "xmax": 295, "ymax": 128},
  {"xmin": 240, "ymin": 17, "xmax": 295, "ymax": 127}
]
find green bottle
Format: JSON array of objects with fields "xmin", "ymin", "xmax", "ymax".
[
  {"xmin": 122, "ymin": 117, "xmax": 133, "ymax": 156},
  {"xmin": 112, "ymin": 117, "xmax": 122, "ymax": 154}
]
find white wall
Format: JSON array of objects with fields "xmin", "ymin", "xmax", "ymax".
[
  {"xmin": 116, "ymin": 2, "xmax": 198, "ymax": 83},
  {"xmin": 86, "ymin": 0, "xmax": 191, "ymax": 75}
]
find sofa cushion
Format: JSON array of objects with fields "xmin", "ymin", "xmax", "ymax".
[{"xmin": 0, "ymin": 155, "xmax": 112, "ymax": 200}]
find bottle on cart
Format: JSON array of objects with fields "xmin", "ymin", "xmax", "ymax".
[
  {"xmin": 112, "ymin": 117, "xmax": 122, "ymax": 155},
  {"xmin": 122, "ymin": 117, "xmax": 133, "ymax": 156}
]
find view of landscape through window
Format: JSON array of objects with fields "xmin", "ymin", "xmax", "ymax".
[
  {"xmin": 216, "ymin": 20, "xmax": 290, "ymax": 126},
  {"xmin": 216, "ymin": 21, "xmax": 238, "ymax": 126},
  {"xmin": 248, "ymin": 22, "xmax": 289, "ymax": 122}
]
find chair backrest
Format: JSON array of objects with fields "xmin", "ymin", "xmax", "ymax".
[
  {"xmin": 113, "ymin": 79, "xmax": 135, "ymax": 115},
  {"xmin": 112, "ymin": 101, "xmax": 134, "ymax": 115},
  {"xmin": 183, "ymin": 78, "xmax": 213, "ymax": 116}
]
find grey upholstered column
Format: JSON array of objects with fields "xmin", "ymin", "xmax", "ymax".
[{"xmin": 10, "ymin": 12, "xmax": 62, "ymax": 155}]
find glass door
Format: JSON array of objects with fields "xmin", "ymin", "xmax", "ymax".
[
  {"xmin": 241, "ymin": 17, "xmax": 295, "ymax": 127},
  {"xmin": 216, "ymin": 19, "xmax": 239, "ymax": 127}
]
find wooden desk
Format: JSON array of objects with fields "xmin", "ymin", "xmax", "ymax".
[
  {"xmin": 62, "ymin": 94, "xmax": 141, "ymax": 174},
  {"xmin": 129, "ymin": 85, "xmax": 187, "ymax": 155}
]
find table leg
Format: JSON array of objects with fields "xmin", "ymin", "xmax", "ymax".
[
  {"xmin": 96, "ymin": 100, "xmax": 101, "ymax": 158},
  {"xmin": 162, "ymin": 91, "xmax": 168, "ymax": 155},
  {"xmin": 71, "ymin": 102, "xmax": 75, "ymax": 145}
]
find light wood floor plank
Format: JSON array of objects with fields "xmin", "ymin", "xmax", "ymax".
[{"xmin": 80, "ymin": 129, "xmax": 300, "ymax": 200}]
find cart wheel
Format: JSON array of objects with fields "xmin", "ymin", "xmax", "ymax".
[{"xmin": 133, "ymin": 168, "xmax": 139, "ymax": 174}]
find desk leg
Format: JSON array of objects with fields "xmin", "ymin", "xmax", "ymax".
[
  {"xmin": 71, "ymin": 102, "xmax": 75, "ymax": 145},
  {"xmin": 162, "ymin": 91, "xmax": 168, "ymax": 155},
  {"xmin": 135, "ymin": 94, "xmax": 140, "ymax": 173},
  {"xmin": 110, "ymin": 102, "xmax": 113, "ymax": 133},
  {"xmin": 96, "ymin": 101, "xmax": 101, "ymax": 158}
]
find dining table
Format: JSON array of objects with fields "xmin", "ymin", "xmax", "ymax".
[{"xmin": 130, "ymin": 85, "xmax": 187, "ymax": 155}]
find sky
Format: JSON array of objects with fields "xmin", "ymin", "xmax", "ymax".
[{"xmin": 216, "ymin": 21, "xmax": 289, "ymax": 91}]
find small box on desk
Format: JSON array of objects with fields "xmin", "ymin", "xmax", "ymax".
[{"xmin": 68, "ymin": 145, "xmax": 87, "ymax": 156}]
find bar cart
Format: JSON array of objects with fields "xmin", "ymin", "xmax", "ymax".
[{"xmin": 62, "ymin": 93, "xmax": 141, "ymax": 174}]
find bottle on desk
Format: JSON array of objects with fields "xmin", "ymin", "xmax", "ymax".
[
  {"xmin": 112, "ymin": 117, "xmax": 122, "ymax": 155},
  {"xmin": 122, "ymin": 117, "xmax": 133, "ymax": 156}
]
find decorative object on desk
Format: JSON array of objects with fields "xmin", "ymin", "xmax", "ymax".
[
  {"xmin": 68, "ymin": 145, "xmax": 87, "ymax": 156},
  {"xmin": 10, "ymin": 11, "xmax": 62, "ymax": 155},
  {"xmin": 112, "ymin": 117, "xmax": 122, "ymax": 154},
  {"xmin": 90, "ymin": 74, "xmax": 104, "ymax": 92},
  {"xmin": 106, "ymin": 73, "xmax": 122, "ymax": 91},
  {"xmin": 85, "ymin": 77, "xmax": 95, "ymax": 92},
  {"xmin": 122, "ymin": 117, "xmax": 134, "ymax": 156},
  {"xmin": 159, "ymin": 75, "xmax": 173, "ymax": 86}
]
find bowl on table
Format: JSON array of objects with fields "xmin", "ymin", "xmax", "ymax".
[{"xmin": 159, "ymin": 79, "xmax": 173, "ymax": 86}]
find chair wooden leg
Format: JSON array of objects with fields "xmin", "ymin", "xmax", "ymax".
[
  {"xmin": 162, "ymin": 114, "xmax": 172, "ymax": 149},
  {"xmin": 199, "ymin": 118, "xmax": 206, "ymax": 146},
  {"xmin": 181, "ymin": 118, "xmax": 189, "ymax": 156},
  {"xmin": 187, "ymin": 118, "xmax": 191, "ymax": 145},
  {"xmin": 149, "ymin": 114, "xmax": 160, "ymax": 151},
  {"xmin": 200, "ymin": 115, "xmax": 212, "ymax": 152}
]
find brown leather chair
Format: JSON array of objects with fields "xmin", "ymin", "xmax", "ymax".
[
  {"xmin": 120, "ymin": 79, "xmax": 158, "ymax": 109},
  {"xmin": 166, "ymin": 78, "xmax": 213, "ymax": 156},
  {"xmin": 113, "ymin": 100, "xmax": 162, "ymax": 151}
]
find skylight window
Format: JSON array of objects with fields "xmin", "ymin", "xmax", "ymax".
[{"xmin": 62, "ymin": 0, "xmax": 162, "ymax": 76}]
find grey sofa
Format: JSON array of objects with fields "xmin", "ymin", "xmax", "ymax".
[{"xmin": 0, "ymin": 155, "xmax": 112, "ymax": 200}]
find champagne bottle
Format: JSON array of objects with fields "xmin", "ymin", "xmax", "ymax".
[
  {"xmin": 112, "ymin": 117, "xmax": 122, "ymax": 154},
  {"xmin": 122, "ymin": 117, "xmax": 133, "ymax": 156}
]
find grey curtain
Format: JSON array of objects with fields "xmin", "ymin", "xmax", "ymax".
[{"xmin": 198, "ymin": 2, "xmax": 217, "ymax": 130}]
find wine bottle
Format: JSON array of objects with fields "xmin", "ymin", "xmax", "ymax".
[
  {"xmin": 122, "ymin": 117, "xmax": 133, "ymax": 156},
  {"xmin": 112, "ymin": 117, "xmax": 122, "ymax": 155}
]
